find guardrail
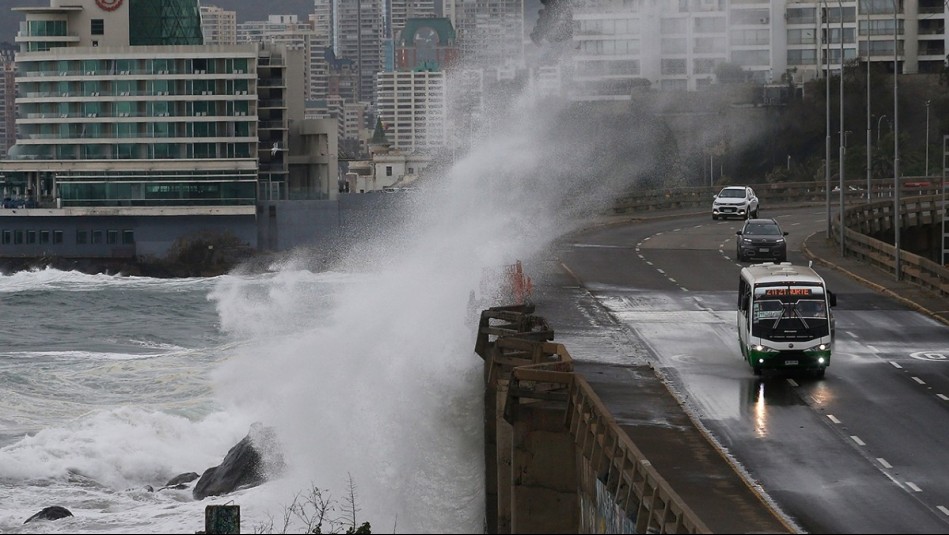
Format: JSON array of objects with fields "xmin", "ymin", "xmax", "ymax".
[
  {"xmin": 612, "ymin": 180, "xmax": 949, "ymax": 299},
  {"xmin": 475, "ymin": 305, "xmax": 709, "ymax": 534},
  {"xmin": 838, "ymin": 195, "xmax": 949, "ymax": 298}
]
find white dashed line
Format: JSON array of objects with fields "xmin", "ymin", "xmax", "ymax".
[
  {"xmin": 938, "ymin": 394, "xmax": 949, "ymax": 401},
  {"xmin": 668, "ymin": 278, "xmax": 677, "ymax": 283},
  {"xmin": 656, "ymin": 269, "xmax": 665, "ymax": 274},
  {"xmin": 890, "ymin": 362, "xmax": 903, "ymax": 369},
  {"xmin": 679, "ymin": 287, "xmax": 689, "ymax": 292},
  {"xmin": 938, "ymin": 506, "xmax": 949, "ymax": 516},
  {"xmin": 912, "ymin": 377, "xmax": 926, "ymax": 385},
  {"xmin": 637, "ymin": 254, "xmax": 645, "ymax": 259},
  {"xmin": 786, "ymin": 378, "xmax": 799, "ymax": 387},
  {"xmin": 645, "ymin": 261, "xmax": 653, "ymax": 266},
  {"xmin": 827, "ymin": 415, "xmax": 841, "ymax": 424},
  {"xmin": 877, "ymin": 458, "xmax": 893, "ymax": 469},
  {"xmin": 851, "ymin": 436, "xmax": 866, "ymax": 446},
  {"xmin": 906, "ymin": 482, "xmax": 922, "ymax": 492}
]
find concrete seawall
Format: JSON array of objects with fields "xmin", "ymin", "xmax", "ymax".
[{"xmin": 475, "ymin": 305, "xmax": 792, "ymax": 534}]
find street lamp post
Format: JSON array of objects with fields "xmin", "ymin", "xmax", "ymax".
[
  {"xmin": 866, "ymin": 3, "xmax": 872, "ymax": 201},
  {"xmin": 838, "ymin": 0, "xmax": 846, "ymax": 256},
  {"xmin": 825, "ymin": 0, "xmax": 832, "ymax": 239},
  {"xmin": 925, "ymin": 99, "xmax": 931, "ymax": 177},
  {"xmin": 877, "ymin": 114, "xmax": 887, "ymax": 143},
  {"xmin": 893, "ymin": 0, "xmax": 901, "ymax": 281},
  {"xmin": 787, "ymin": 155, "xmax": 791, "ymax": 171}
]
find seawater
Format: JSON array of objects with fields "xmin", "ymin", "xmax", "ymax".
[
  {"xmin": 0, "ymin": 267, "xmax": 486, "ymax": 534},
  {"xmin": 0, "ymin": 79, "xmax": 650, "ymax": 533}
]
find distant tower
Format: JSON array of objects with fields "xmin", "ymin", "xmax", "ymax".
[
  {"xmin": 200, "ymin": 5, "xmax": 237, "ymax": 45},
  {"xmin": 333, "ymin": 0, "xmax": 385, "ymax": 105}
]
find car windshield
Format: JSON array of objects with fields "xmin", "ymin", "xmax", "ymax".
[
  {"xmin": 743, "ymin": 223, "xmax": 781, "ymax": 235},
  {"xmin": 719, "ymin": 189, "xmax": 745, "ymax": 198}
]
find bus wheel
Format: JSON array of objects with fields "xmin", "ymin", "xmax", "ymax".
[{"xmin": 753, "ymin": 366, "xmax": 762, "ymax": 376}]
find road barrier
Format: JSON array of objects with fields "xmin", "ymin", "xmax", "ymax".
[
  {"xmin": 612, "ymin": 181, "xmax": 948, "ymax": 299},
  {"xmin": 475, "ymin": 305, "xmax": 710, "ymax": 534}
]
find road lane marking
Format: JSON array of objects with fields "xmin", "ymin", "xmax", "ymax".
[
  {"xmin": 657, "ymin": 269, "xmax": 665, "ymax": 274},
  {"xmin": 912, "ymin": 377, "xmax": 926, "ymax": 385},
  {"xmin": 938, "ymin": 506, "xmax": 949, "ymax": 516},
  {"xmin": 851, "ymin": 436, "xmax": 866, "ymax": 446},
  {"xmin": 877, "ymin": 458, "xmax": 893, "ymax": 469},
  {"xmin": 907, "ymin": 482, "xmax": 922, "ymax": 492},
  {"xmin": 827, "ymin": 415, "xmax": 841, "ymax": 424},
  {"xmin": 938, "ymin": 394, "xmax": 949, "ymax": 401},
  {"xmin": 890, "ymin": 362, "xmax": 903, "ymax": 369},
  {"xmin": 786, "ymin": 378, "xmax": 799, "ymax": 387}
]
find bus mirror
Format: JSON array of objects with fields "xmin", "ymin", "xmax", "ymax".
[{"xmin": 828, "ymin": 291, "xmax": 837, "ymax": 307}]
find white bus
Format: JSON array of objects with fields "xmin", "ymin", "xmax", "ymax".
[{"xmin": 737, "ymin": 262, "xmax": 837, "ymax": 377}]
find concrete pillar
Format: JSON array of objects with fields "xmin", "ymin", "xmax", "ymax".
[{"xmin": 511, "ymin": 402, "xmax": 579, "ymax": 533}]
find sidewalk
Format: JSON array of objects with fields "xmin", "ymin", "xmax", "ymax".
[{"xmin": 801, "ymin": 232, "xmax": 949, "ymax": 328}]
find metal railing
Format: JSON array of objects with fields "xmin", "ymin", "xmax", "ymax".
[{"xmin": 612, "ymin": 179, "xmax": 949, "ymax": 299}]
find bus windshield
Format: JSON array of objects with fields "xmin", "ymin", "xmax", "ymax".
[{"xmin": 752, "ymin": 284, "xmax": 829, "ymax": 340}]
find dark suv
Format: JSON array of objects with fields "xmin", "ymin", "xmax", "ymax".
[{"xmin": 736, "ymin": 218, "xmax": 788, "ymax": 263}]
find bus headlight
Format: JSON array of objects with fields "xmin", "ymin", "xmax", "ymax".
[
  {"xmin": 803, "ymin": 343, "xmax": 829, "ymax": 352},
  {"xmin": 754, "ymin": 345, "xmax": 779, "ymax": 353},
  {"xmin": 818, "ymin": 357, "xmax": 825, "ymax": 364}
]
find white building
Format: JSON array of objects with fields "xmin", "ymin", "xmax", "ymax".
[
  {"xmin": 375, "ymin": 70, "xmax": 447, "ymax": 154},
  {"xmin": 199, "ymin": 5, "xmax": 237, "ymax": 45}
]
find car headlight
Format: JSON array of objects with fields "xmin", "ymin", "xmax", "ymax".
[
  {"xmin": 742, "ymin": 238, "xmax": 753, "ymax": 244},
  {"xmin": 775, "ymin": 238, "xmax": 785, "ymax": 244}
]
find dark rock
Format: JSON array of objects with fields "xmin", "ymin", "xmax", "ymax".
[
  {"xmin": 164, "ymin": 472, "xmax": 200, "ymax": 487},
  {"xmin": 145, "ymin": 485, "xmax": 154, "ymax": 492},
  {"xmin": 193, "ymin": 423, "xmax": 284, "ymax": 500},
  {"xmin": 24, "ymin": 506, "xmax": 73, "ymax": 524},
  {"xmin": 159, "ymin": 483, "xmax": 189, "ymax": 491}
]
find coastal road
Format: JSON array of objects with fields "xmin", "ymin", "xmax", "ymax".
[{"xmin": 547, "ymin": 206, "xmax": 949, "ymax": 534}]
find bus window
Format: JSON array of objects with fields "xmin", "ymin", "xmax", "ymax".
[
  {"xmin": 753, "ymin": 300, "xmax": 783, "ymax": 322},
  {"xmin": 796, "ymin": 300, "xmax": 827, "ymax": 318}
]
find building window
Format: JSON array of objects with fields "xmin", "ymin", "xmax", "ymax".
[
  {"xmin": 76, "ymin": 230, "xmax": 88, "ymax": 244},
  {"xmin": 39, "ymin": 230, "xmax": 50, "ymax": 244},
  {"xmin": 107, "ymin": 230, "xmax": 118, "ymax": 245},
  {"xmin": 53, "ymin": 230, "xmax": 63, "ymax": 244},
  {"xmin": 92, "ymin": 230, "xmax": 103, "ymax": 244},
  {"xmin": 122, "ymin": 230, "xmax": 134, "ymax": 244},
  {"xmin": 91, "ymin": 19, "xmax": 104, "ymax": 36},
  {"xmin": 386, "ymin": 166, "xmax": 393, "ymax": 176},
  {"xmin": 1, "ymin": 230, "xmax": 10, "ymax": 245},
  {"xmin": 26, "ymin": 231, "xmax": 36, "ymax": 244},
  {"xmin": 14, "ymin": 230, "xmax": 23, "ymax": 245}
]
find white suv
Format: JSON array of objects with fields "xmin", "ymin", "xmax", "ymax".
[{"xmin": 712, "ymin": 186, "xmax": 759, "ymax": 220}]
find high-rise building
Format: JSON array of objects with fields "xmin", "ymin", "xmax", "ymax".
[
  {"xmin": 451, "ymin": 0, "xmax": 524, "ymax": 68},
  {"xmin": 333, "ymin": 0, "xmax": 385, "ymax": 105},
  {"xmin": 0, "ymin": 49, "xmax": 16, "ymax": 160},
  {"xmin": 562, "ymin": 0, "xmax": 947, "ymax": 100},
  {"xmin": 200, "ymin": 5, "xmax": 237, "ymax": 45},
  {"xmin": 237, "ymin": 15, "xmax": 319, "ymax": 100},
  {"xmin": 375, "ymin": 18, "xmax": 455, "ymax": 154},
  {"xmin": 0, "ymin": 0, "xmax": 338, "ymax": 260}
]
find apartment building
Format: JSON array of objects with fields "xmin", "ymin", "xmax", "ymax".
[
  {"xmin": 199, "ymin": 5, "xmax": 237, "ymax": 45},
  {"xmin": 375, "ymin": 18, "xmax": 455, "ymax": 155},
  {"xmin": 0, "ymin": 0, "xmax": 338, "ymax": 260},
  {"xmin": 566, "ymin": 0, "xmax": 946, "ymax": 100}
]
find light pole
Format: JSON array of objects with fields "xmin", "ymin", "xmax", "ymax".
[
  {"xmin": 877, "ymin": 114, "xmax": 887, "ymax": 143},
  {"xmin": 866, "ymin": 2, "xmax": 872, "ymax": 201},
  {"xmin": 838, "ymin": 0, "xmax": 845, "ymax": 256},
  {"xmin": 892, "ymin": 0, "xmax": 901, "ymax": 281},
  {"xmin": 925, "ymin": 99, "xmax": 931, "ymax": 177},
  {"xmin": 787, "ymin": 154, "xmax": 791, "ymax": 171},
  {"xmin": 824, "ymin": 0, "xmax": 832, "ymax": 239}
]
